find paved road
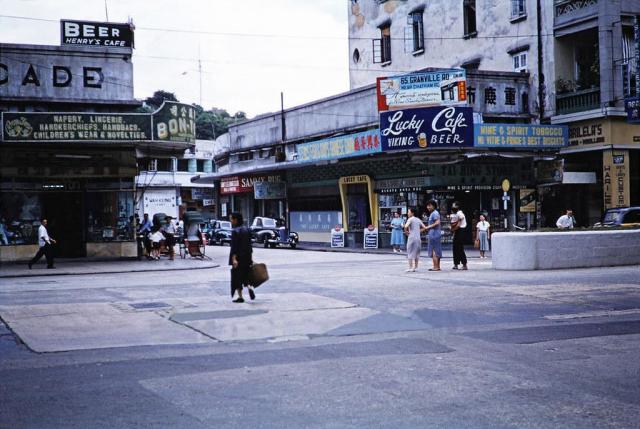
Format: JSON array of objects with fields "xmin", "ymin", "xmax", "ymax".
[{"xmin": 1, "ymin": 246, "xmax": 639, "ymax": 428}]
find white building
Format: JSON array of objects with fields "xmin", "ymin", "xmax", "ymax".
[
  {"xmin": 136, "ymin": 140, "xmax": 216, "ymax": 221},
  {"xmin": 348, "ymin": 0, "xmax": 554, "ymax": 120}
]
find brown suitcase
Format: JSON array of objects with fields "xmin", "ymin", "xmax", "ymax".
[{"xmin": 247, "ymin": 263, "xmax": 269, "ymax": 287}]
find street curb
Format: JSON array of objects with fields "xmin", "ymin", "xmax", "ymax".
[{"xmin": 0, "ymin": 263, "xmax": 221, "ymax": 279}]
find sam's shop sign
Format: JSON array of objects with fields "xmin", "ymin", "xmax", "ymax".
[{"xmin": 380, "ymin": 106, "xmax": 473, "ymax": 151}]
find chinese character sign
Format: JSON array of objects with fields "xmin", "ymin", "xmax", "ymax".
[
  {"xmin": 296, "ymin": 130, "xmax": 381, "ymax": 163},
  {"xmin": 379, "ymin": 106, "xmax": 474, "ymax": 151},
  {"xmin": 152, "ymin": 101, "xmax": 196, "ymax": 143}
]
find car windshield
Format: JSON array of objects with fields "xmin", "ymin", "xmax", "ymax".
[
  {"xmin": 603, "ymin": 210, "xmax": 622, "ymax": 223},
  {"xmin": 219, "ymin": 221, "xmax": 232, "ymax": 230},
  {"xmin": 263, "ymin": 218, "xmax": 277, "ymax": 228}
]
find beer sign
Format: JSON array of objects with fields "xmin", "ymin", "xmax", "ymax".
[
  {"xmin": 61, "ymin": 20, "xmax": 134, "ymax": 48},
  {"xmin": 379, "ymin": 106, "xmax": 474, "ymax": 151}
]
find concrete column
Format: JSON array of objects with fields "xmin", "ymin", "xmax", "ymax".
[{"xmin": 599, "ymin": 0, "xmax": 623, "ymax": 107}]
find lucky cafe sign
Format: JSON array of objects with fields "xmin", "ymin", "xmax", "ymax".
[{"xmin": 380, "ymin": 106, "xmax": 474, "ymax": 151}]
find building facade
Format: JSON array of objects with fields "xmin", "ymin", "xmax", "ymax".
[{"xmin": 0, "ymin": 24, "xmax": 195, "ymax": 262}]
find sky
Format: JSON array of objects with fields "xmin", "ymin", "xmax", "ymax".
[{"xmin": 0, "ymin": 0, "xmax": 350, "ymax": 117}]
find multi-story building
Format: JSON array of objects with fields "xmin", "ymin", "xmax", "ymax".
[
  {"xmin": 550, "ymin": 0, "xmax": 640, "ymax": 225},
  {"xmin": 0, "ymin": 22, "xmax": 195, "ymax": 262},
  {"xmin": 136, "ymin": 140, "xmax": 216, "ymax": 221}
]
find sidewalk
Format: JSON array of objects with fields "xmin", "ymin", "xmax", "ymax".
[
  {"xmin": 296, "ymin": 242, "xmax": 490, "ymax": 259},
  {"xmin": 0, "ymin": 257, "xmax": 220, "ymax": 279}
]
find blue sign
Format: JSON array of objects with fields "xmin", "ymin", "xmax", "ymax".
[
  {"xmin": 474, "ymin": 124, "xmax": 568, "ymax": 148},
  {"xmin": 625, "ymin": 97, "xmax": 640, "ymax": 124},
  {"xmin": 296, "ymin": 129, "xmax": 381, "ymax": 163},
  {"xmin": 379, "ymin": 106, "xmax": 474, "ymax": 151}
]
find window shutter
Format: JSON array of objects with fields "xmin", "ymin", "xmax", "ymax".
[
  {"xmin": 404, "ymin": 26, "xmax": 413, "ymax": 53},
  {"xmin": 373, "ymin": 39, "xmax": 382, "ymax": 63}
]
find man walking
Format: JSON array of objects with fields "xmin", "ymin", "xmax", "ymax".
[
  {"xmin": 425, "ymin": 200, "xmax": 442, "ymax": 271},
  {"xmin": 28, "ymin": 218, "xmax": 56, "ymax": 269},
  {"xmin": 229, "ymin": 212, "xmax": 254, "ymax": 303},
  {"xmin": 451, "ymin": 202, "xmax": 468, "ymax": 270},
  {"xmin": 556, "ymin": 209, "xmax": 576, "ymax": 229}
]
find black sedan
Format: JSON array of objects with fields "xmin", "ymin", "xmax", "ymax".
[
  {"xmin": 250, "ymin": 217, "xmax": 299, "ymax": 248},
  {"xmin": 205, "ymin": 220, "xmax": 233, "ymax": 245}
]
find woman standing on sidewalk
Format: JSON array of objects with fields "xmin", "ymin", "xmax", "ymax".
[
  {"xmin": 404, "ymin": 207, "xmax": 426, "ymax": 273},
  {"xmin": 476, "ymin": 214, "xmax": 491, "ymax": 258},
  {"xmin": 390, "ymin": 211, "xmax": 404, "ymax": 253}
]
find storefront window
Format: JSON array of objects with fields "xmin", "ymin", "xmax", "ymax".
[
  {"xmin": 86, "ymin": 191, "xmax": 134, "ymax": 242},
  {"xmin": 0, "ymin": 193, "xmax": 42, "ymax": 245}
]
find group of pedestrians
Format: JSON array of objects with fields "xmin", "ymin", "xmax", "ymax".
[{"xmin": 393, "ymin": 201, "xmax": 491, "ymax": 273}]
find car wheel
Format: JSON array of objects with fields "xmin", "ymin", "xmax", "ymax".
[
  {"xmin": 263, "ymin": 240, "xmax": 269, "ymax": 248},
  {"xmin": 290, "ymin": 243, "xmax": 297, "ymax": 249},
  {"xmin": 270, "ymin": 243, "xmax": 277, "ymax": 248}
]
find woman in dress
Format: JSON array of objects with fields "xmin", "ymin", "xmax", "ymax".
[
  {"xmin": 476, "ymin": 214, "xmax": 491, "ymax": 258},
  {"xmin": 404, "ymin": 207, "xmax": 426, "ymax": 272},
  {"xmin": 390, "ymin": 211, "xmax": 405, "ymax": 253}
]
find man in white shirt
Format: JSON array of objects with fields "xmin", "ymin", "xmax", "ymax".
[
  {"xmin": 28, "ymin": 218, "xmax": 56, "ymax": 269},
  {"xmin": 556, "ymin": 209, "xmax": 576, "ymax": 229},
  {"xmin": 450, "ymin": 202, "xmax": 468, "ymax": 270}
]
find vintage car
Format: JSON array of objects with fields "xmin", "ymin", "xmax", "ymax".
[
  {"xmin": 594, "ymin": 207, "xmax": 640, "ymax": 228},
  {"xmin": 206, "ymin": 220, "xmax": 233, "ymax": 245},
  {"xmin": 250, "ymin": 216, "xmax": 299, "ymax": 248}
]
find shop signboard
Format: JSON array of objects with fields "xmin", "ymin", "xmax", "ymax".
[
  {"xmin": 624, "ymin": 97, "xmax": 640, "ymax": 124},
  {"xmin": 296, "ymin": 129, "xmax": 381, "ymax": 163},
  {"xmin": 152, "ymin": 102, "xmax": 197, "ymax": 143},
  {"xmin": 519, "ymin": 189, "xmax": 536, "ymax": 213},
  {"xmin": 603, "ymin": 149, "xmax": 630, "ymax": 209},
  {"xmin": 61, "ymin": 19, "xmax": 134, "ymax": 48},
  {"xmin": 536, "ymin": 159, "xmax": 564, "ymax": 185},
  {"xmin": 376, "ymin": 69, "xmax": 467, "ymax": 111},
  {"xmin": 474, "ymin": 124, "xmax": 568, "ymax": 148},
  {"xmin": 1, "ymin": 102, "xmax": 197, "ymax": 144},
  {"xmin": 254, "ymin": 181, "xmax": 287, "ymax": 200},
  {"xmin": 202, "ymin": 199, "xmax": 215, "ymax": 207},
  {"xmin": 1, "ymin": 112, "xmax": 151, "ymax": 142},
  {"xmin": 191, "ymin": 188, "xmax": 213, "ymax": 200},
  {"xmin": 375, "ymin": 176, "xmax": 431, "ymax": 193},
  {"xmin": 363, "ymin": 226, "xmax": 378, "ymax": 249},
  {"xmin": 220, "ymin": 173, "xmax": 284, "ymax": 195},
  {"xmin": 380, "ymin": 106, "xmax": 474, "ymax": 151},
  {"xmin": 142, "ymin": 189, "xmax": 178, "ymax": 219},
  {"xmin": 331, "ymin": 226, "xmax": 345, "ymax": 248},
  {"xmin": 291, "ymin": 211, "xmax": 342, "ymax": 233}
]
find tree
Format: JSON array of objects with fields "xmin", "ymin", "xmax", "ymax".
[{"xmin": 144, "ymin": 90, "xmax": 179, "ymax": 110}]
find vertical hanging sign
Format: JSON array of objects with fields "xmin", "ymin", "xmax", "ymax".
[
  {"xmin": 635, "ymin": 16, "xmax": 640, "ymax": 96},
  {"xmin": 603, "ymin": 150, "xmax": 630, "ymax": 210}
]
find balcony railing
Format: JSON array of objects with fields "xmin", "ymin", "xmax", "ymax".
[{"xmin": 556, "ymin": 88, "xmax": 600, "ymax": 115}]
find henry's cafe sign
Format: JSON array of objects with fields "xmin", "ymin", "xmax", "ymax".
[
  {"xmin": 379, "ymin": 106, "xmax": 474, "ymax": 151},
  {"xmin": 220, "ymin": 173, "xmax": 284, "ymax": 195}
]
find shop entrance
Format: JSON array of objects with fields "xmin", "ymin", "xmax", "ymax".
[{"xmin": 41, "ymin": 192, "xmax": 85, "ymax": 258}]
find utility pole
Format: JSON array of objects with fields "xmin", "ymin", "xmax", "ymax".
[
  {"xmin": 104, "ymin": 0, "xmax": 109, "ymax": 21},
  {"xmin": 280, "ymin": 92, "xmax": 286, "ymax": 142},
  {"xmin": 198, "ymin": 43, "xmax": 203, "ymax": 107}
]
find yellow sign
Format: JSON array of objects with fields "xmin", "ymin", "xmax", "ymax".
[
  {"xmin": 519, "ymin": 189, "xmax": 536, "ymax": 213},
  {"xmin": 603, "ymin": 149, "xmax": 630, "ymax": 209},
  {"xmin": 339, "ymin": 175, "xmax": 369, "ymax": 185},
  {"xmin": 568, "ymin": 118, "xmax": 640, "ymax": 146},
  {"xmin": 501, "ymin": 179, "xmax": 511, "ymax": 192}
]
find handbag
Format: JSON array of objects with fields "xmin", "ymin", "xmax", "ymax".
[
  {"xmin": 247, "ymin": 263, "xmax": 269, "ymax": 288},
  {"xmin": 474, "ymin": 239, "xmax": 480, "ymax": 249}
]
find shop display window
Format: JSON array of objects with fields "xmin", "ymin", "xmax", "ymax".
[
  {"xmin": 86, "ymin": 191, "xmax": 134, "ymax": 242},
  {"xmin": 0, "ymin": 193, "xmax": 42, "ymax": 245}
]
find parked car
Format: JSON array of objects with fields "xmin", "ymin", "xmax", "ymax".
[
  {"xmin": 208, "ymin": 220, "xmax": 233, "ymax": 245},
  {"xmin": 594, "ymin": 207, "xmax": 640, "ymax": 228},
  {"xmin": 249, "ymin": 216, "xmax": 299, "ymax": 248}
]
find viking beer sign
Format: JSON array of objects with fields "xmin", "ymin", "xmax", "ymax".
[
  {"xmin": 61, "ymin": 20, "xmax": 134, "ymax": 48},
  {"xmin": 379, "ymin": 106, "xmax": 474, "ymax": 151}
]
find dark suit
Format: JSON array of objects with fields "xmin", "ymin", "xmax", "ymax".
[{"xmin": 229, "ymin": 226, "xmax": 253, "ymax": 297}]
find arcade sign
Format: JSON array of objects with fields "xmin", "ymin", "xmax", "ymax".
[{"xmin": 61, "ymin": 19, "xmax": 134, "ymax": 48}]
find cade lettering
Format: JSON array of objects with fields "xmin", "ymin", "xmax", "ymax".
[{"xmin": 0, "ymin": 63, "xmax": 104, "ymax": 88}]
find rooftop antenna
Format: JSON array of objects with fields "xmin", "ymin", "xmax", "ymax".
[{"xmin": 104, "ymin": 0, "xmax": 109, "ymax": 21}]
